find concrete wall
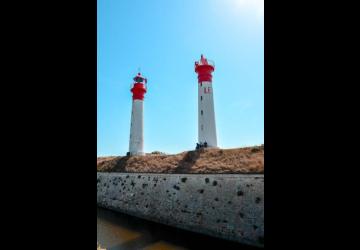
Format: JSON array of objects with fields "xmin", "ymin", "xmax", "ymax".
[{"xmin": 97, "ymin": 173, "xmax": 264, "ymax": 248}]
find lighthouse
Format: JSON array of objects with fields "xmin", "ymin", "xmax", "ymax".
[
  {"xmin": 195, "ymin": 54, "xmax": 217, "ymax": 148},
  {"xmin": 128, "ymin": 72, "xmax": 147, "ymax": 156}
]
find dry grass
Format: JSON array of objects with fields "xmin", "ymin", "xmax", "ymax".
[
  {"xmin": 97, "ymin": 145, "xmax": 263, "ymax": 174},
  {"xmin": 97, "ymin": 156, "xmax": 117, "ymax": 165}
]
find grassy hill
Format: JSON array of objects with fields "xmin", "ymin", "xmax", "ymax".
[{"xmin": 97, "ymin": 145, "xmax": 264, "ymax": 174}]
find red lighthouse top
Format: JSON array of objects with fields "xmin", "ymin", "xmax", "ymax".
[
  {"xmin": 195, "ymin": 54, "xmax": 215, "ymax": 83},
  {"xmin": 131, "ymin": 72, "xmax": 147, "ymax": 101}
]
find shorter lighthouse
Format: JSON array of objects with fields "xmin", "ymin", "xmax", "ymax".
[
  {"xmin": 129, "ymin": 72, "xmax": 147, "ymax": 156},
  {"xmin": 195, "ymin": 54, "xmax": 218, "ymax": 148}
]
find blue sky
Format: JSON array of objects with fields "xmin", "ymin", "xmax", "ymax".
[{"xmin": 97, "ymin": 0, "xmax": 264, "ymax": 156}]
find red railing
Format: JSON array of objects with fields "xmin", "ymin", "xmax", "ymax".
[{"xmin": 195, "ymin": 58, "xmax": 215, "ymax": 67}]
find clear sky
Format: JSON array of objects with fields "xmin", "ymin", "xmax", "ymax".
[{"xmin": 97, "ymin": 0, "xmax": 264, "ymax": 156}]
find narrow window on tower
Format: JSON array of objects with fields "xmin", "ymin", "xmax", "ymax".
[
  {"xmin": 201, "ymin": 124, "xmax": 203, "ymax": 130},
  {"xmin": 201, "ymin": 110, "xmax": 203, "ymax": 115},
  {"xmin": 201, "ymin": 96, "xmax": 203, "ymax": 101}
]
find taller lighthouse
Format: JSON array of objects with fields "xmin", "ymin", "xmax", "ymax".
[
  {"xmin": 195, "ymin": 54, "xmax": 217, "ymax": 148},
  {"xmin": 129, "ymin": 72, "xmax": 147, "ymax": 156}
]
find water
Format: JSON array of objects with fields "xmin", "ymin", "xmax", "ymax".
[{"xmin": 97, "ymin": 207, "xmax": 258, "ymax": 250}]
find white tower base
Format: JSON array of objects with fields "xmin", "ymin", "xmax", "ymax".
[
  {"xmin": 129, "ymin": 99, "xmax": 145, "ymax": 156},
  {"xmin": 198, "ymin": 81, "xmax": 217, "ymax": 147}
]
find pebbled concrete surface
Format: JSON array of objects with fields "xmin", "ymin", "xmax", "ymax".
[{"xmin": 97, "ymin": 172, "xmax": 264, "ymax": 248}]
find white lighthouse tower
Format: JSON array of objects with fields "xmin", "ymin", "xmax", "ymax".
[
  {"xmin": 128, "ymin": 72, "xmax": 147, "ymax": 156},
  {"xmin": 195, "ymin": 54, "xmax": 217, "ymax": 148}
]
